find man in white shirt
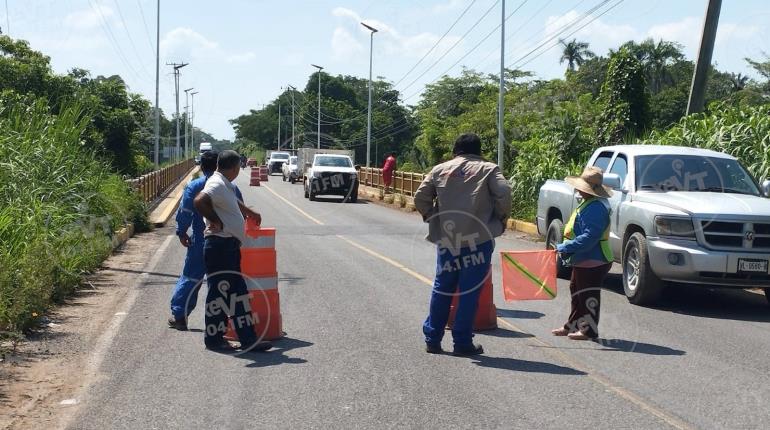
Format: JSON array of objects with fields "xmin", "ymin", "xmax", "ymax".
[{"xmin": 194, "ymin": 150, "xmax": 272, "ymax": 353}]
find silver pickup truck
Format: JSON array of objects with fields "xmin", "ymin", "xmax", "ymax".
[{"xmin": 537, "ymin": 145, "xmax": 770, "ymax": 306}]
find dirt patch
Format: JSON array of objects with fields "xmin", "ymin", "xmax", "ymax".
[{"xmin": 0, "ymin": 227, "xmax": 172, "ymax": 430}]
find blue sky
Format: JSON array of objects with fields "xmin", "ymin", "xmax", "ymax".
[{"xmin": 6, "ymin": 0, "xmax": 770, "ymax": 140}]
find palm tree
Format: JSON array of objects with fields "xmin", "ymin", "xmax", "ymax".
[
  {"xmin": 559, "ymin": 39, "xmax": 595, "ymax": 72},
  {"xmin": 728, "ymin": 73, "xmax": 749, "ymax": 92},
  {"xmin": 625, "ymin": 38, "xmax": 683, "ymax": 93}
]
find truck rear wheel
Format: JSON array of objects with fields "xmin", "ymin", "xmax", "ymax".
[
  {"xmin": 623, "ymin": 232, "xmax": 664, "ymax": 306},
  {"xmin": 309, "ymin": 183, "xmax": 317, "ymax": 201},
  {"xmin": 304, "ymin": 182, "xmax": 309, "ymax": 198},
  {"xmin": 764, "ymin": 289, "xmax": 770, "ymax": 306},
  {"xmin": 546, "ymin": 218, "xmax": 571, "ymax": 280}
]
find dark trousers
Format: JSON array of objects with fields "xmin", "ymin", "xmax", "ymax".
[
  {"xmin": 423, "ymin": 240, "xmax": 494, "ymax": 347},
  {"xmin": 564, "ymin": 263, "xmax": 612, "ymax": 338},
  {"xmin": 203, "ymin": 236, "xmax": 257, "ymax": 348}
]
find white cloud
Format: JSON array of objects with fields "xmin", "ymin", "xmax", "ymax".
[
  {"xmin": 331, "ymin": 27, "xmax": 364, "ymax": 60},
  {"xmin": 161, "ymin": 27, "xmax": 219, "ymax": 61},
  {"xmin": 226, "ymin": 52, "xmax": 256, "ymax": 64},
  {"xmin": 432, "ymin": 0, "xmax": 466, "ymax": 14},
  {"xmin": 63, "ymin": 4, "xmax": 114, "ymax": 30},
  {"xmin": 545, "ymin": 10, "xmax": 638, "ymax": 52},
  {"xmin": 330, "ymin": 7, "xmax": 463, "ymax": 61},
  {"xmin": 647, "ymin": 16, "xmax": 701, "ymax": 51}
]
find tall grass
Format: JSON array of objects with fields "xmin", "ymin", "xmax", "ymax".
[
  {"xmin": 644, "ymin": 104, "xmax": 770, "ymax": 182},
  {"xmin": 0, "ymin": 96, "xmax": 147, "ymax": 333}
]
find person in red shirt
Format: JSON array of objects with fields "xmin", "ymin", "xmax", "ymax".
[{"xmin": 382, "ymin": 152, "xmax": 397, "ymax": 192}]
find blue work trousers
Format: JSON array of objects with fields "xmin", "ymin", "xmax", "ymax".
[
  {"xmin": 169, "ymin": 236, "xmax": 206, "ymax": 320},
  {"xmin": 423, "ymin": 240, "xmax": 494, "ymax": 347}
]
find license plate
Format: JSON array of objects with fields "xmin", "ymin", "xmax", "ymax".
[{"xmin": 738, "ymin": 259, "xmax": 769, "ymax": 273}]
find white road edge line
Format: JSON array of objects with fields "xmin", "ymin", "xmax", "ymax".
[{"xmin": 59, "ymin": 233, "xmax": 175, "ymax": 428}]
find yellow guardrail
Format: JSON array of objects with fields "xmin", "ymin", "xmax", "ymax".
[
  {"xmin": 358, "ymin": 167, "xmax": 425, "ymax": 197},
  {"xmin": 126, "ymin": 159, "xmax": 196, "ymax": 204}
]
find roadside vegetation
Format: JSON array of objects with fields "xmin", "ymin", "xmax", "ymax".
[
  {"xmin": 232, "ymin": 38, "xmax": 770, "ymax": 220},
  {"xmin": 0, "ymin": 35, "xmax": 212, "ymax": 337}
]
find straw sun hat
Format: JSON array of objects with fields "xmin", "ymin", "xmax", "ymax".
[{"xmin": 565, "ymin": 166, "xmax": 614, "ymax": 198}]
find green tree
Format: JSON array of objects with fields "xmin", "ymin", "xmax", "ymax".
[{"xmin": 596, "ymin": 49, "xmax": 650, "ymax": 145}]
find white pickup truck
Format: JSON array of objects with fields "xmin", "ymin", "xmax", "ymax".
[
  {"xmin": 303, "ymin": 153, "xmax": 359, "ymax": 203},
  {"xmin": 537, "ymin": 145, "xmax": 770, "ymax": 306},
  {"xmin": 267, "ymin": 151, "xmax": 291, "ymax": 175}
]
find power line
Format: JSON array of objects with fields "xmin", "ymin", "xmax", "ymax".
[
  {"xmin": 297, "ymin": 0, "xmax": 494, "ymax": 129},
  {"xmin": 111, "ymin": 0, "xmax": 153, "ymax": 73},
  {"xmin": 391, "ymin": 0, "xmax": 479, "ymax": 88},
  {"xmin": 87, "ymin": 0, "xmax": 149, "ymax": 82},
  {"xmin": 506, "ymin": 0, "xmax": 618, "ymax": 70},
  {"xmin": 472, "ymin": 0, "xmax": 558, "ymax": 72},
  {"xmin": 398, "ymin": 0, "xmax": 501, "ymax": 96},
  {"xmin": 135, "ymin": 0, "xmax": 155, "ymax": 52}
]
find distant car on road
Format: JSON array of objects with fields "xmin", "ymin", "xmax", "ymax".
[
  {"xmin": 537, "ymin": 145, "xmax": 770, "ymax": 306},
  {"xmin": 282, "ymin": 156, "xmax": 300, "ymax": 183},
  {"xmin": 304, "ymin": 154, "xmax": 358, "ymax": 203},
  {"xmin": 267, "ymin": 151, "xmax": 291, "ymax": 175}
]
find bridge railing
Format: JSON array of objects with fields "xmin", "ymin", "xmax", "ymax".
[
  {"xmin": 358, "ymin": 167, "xmax": 426, "ymax": 197},
  {"xmin": 127, "ymin": 159, "xmax": 196, "ymax": 204}
]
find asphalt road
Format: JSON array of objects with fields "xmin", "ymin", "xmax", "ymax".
[{"xmin": 68, "ymin": 171, "xmax": 770, "ymax": 429}]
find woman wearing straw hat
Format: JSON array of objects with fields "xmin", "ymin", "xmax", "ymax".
[{"xmin": 552, "ymin": 166, "xmax": 614, "ymax": 341}]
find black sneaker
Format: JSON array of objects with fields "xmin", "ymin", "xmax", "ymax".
[
  {"xmin": 239, "ymin": 341, "xmax": 273, "ymax": 352},
  {"xmin": 426, "ymin": 343, "xmax": 443, "ymax": 354},
  {"xmin": 167, "ymin": 317, "xmax": 188, "ymax": 331},
  {"xmin": 452, "ymin": 343, "xmax": 484, "ymax": 357},
  {"xmin": 205, "ymin": 339, "xmax": 237, "ymax": 352}
]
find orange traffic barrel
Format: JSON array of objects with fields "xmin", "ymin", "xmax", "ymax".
[
  {"xmin": 446, "ymin": 269, "xmax": 497, "ymax": 331},
  {"xmin": 225, "ymin": 224, "xmax": 283, "ymax": 342},
  {"xmin": 249, "ymin": 177, "xmax": 260, "ymax": 186}
]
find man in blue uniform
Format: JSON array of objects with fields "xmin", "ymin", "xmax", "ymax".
[{"xmin": 167, "ymin": 150, "xmax": 245, "ymax": 330}]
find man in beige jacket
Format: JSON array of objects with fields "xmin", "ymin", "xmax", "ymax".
[{"xmin": 415, "ymin": 133, "xmax": 512, "ymax": 356}]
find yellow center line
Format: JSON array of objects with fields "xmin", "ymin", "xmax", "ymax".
[
  {"xmin": 262, "ymin": 184, "xmax": 325, "ymax": 225},
  {"xmin": 264, "ymin": 181, "xmax": 692, "ymax": 430}
]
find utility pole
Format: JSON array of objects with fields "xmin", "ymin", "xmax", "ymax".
[
  {"xmin": 190, "ymin": 91, "xmax": 198, "ymax": 154},
  {"xmin": 184, "ymin": 87, "xmax": 193, "ymax": 159},
  {"xmin": 277, "ymin": 103, "xmax": 282, "ymax": 151},
  {"xmin": 168, "ymin": 62, "xmax": 188, "ymax": 162},
  {"xmin": 153, "ymin": 0, "xmax": 160, "ymax": 167},
  {"xmin": 287, "ymin": 85, "xmax": 296, "ymax": 151},
  {"xmin": 497, "ymin": 0, "xmax": 505, "ymax": 169},
  {"xmin": 361, "ymin": 22, "xmax": 378, "ymax": 168},
  {"xmin": 311, "ymin": 64, "xmax": 323, "ymax": 149},
  {"xmin": 687, "ymin": 0, "xmax": 722, "ymax": 115}
]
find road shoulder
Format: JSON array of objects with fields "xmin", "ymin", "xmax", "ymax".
[{"xmin": 0, "ymin": 228, "xmax": 173, "ymax": 430}]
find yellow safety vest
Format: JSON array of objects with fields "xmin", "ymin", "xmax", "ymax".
[{"xmin": 563, "ymin": 198, "xmax": 613, "ymax": 262}]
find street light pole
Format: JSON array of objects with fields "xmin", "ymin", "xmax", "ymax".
[
  {"xmin": 190, "ymin": 91, "xmax": 198, "ymax": 155},
  {"xmin": 497, "ymin": 0, "xmax": 505, "ymax": 169},
  {"xmin": 361, "ymin": 22, "xmax": 378, "ymax": 168},
  {"xmin": 311, "ymin": 64, "xmax": 323, "ymax": 149},
  {"xmin": 184, "ymin": 87, "xmax": 193, "ymax": 159},
  {"xmin": 168, "ymin": 62, "xmax": 188, "ymax": 162},
  {"xmin": 277, "ymin": 103, "xmax": 282, "ymax": 151},
  {"xmin": 153, "ymin": 0, "xmax": 160, "ymax": 167},
  {"xmin": 287, "ymin": 85, "xmax": 296, "ymax": 151}
]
